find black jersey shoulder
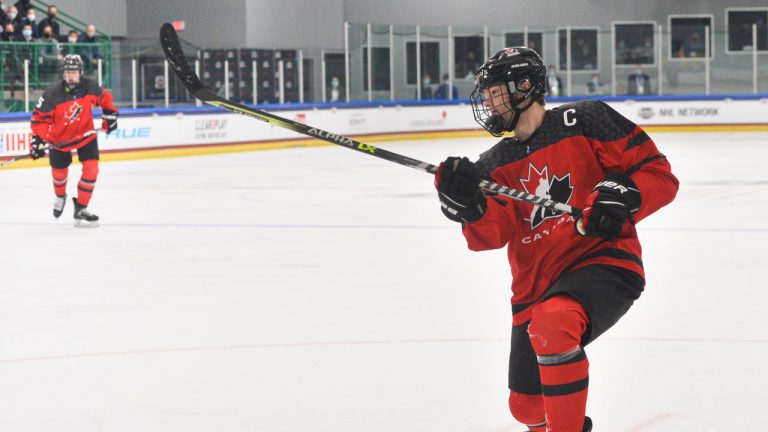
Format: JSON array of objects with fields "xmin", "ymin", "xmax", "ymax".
[
  {"xmin": 37, "ymin": 81, "xmax": 67, "ymax": 112},
  {"xmin": 80, "ymin": 77, "xmax": 103, "ymax": 96},
  {"xmin": 475, "ymin": 137, "xmax": 529, "ymax": 179},
  {"xmin": 567, "ymin": 99, "xmax": 637, "ymax": 142},
  {"xmin": 474, "ymin": 104, "xmax": 583, "ymax": 177}
]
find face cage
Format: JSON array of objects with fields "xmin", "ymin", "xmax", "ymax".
[{"xmin": 470, "ymin": 81, "xmax": 535, "ymax": 137}]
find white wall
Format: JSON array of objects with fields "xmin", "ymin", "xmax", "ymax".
[
  {"xmin": 126, "ymin": 0, "xmax": 248, "ymax": 48},
  {"xmin": 244, "ymin": 0, "xmax": 345, "ymax": 49},
  {"xmin": 53, "ymin": 0, "xmax": 767, "ymax": 47},
  {"xmin": 41, "ymin": 0, "xmax": 127, "ymax": 36}
]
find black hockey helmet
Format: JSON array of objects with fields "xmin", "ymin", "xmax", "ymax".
[
  {"xmin": 61, "ymin": 53, "xmax": 84, "ymax": 92},
  {"xmin": 62, "ymin": 53, "xmax": 84, "ymax": 74},
  {"xmin": 470, "ymin": 47, "xmax": 548, "ymax": 136}
]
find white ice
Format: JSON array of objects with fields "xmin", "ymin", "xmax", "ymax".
[{"xmin": 1, "ymin": 131, "xmax": 767, "ymax": 432}]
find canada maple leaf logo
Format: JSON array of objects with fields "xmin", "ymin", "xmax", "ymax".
[
  {"xmin": 63, "ymin": 101, "xmax": 83, "ymax": 125},
  {"xmin": 519, "ymin": 162, "xmax": 574, "ymax": 229}
]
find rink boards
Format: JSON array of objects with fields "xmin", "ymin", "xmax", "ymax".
[{"xmin": 2, "ymin": 96, "xmax": 768, "ymax": 167}]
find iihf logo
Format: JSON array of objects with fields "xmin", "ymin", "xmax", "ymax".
[{"xmin": 519, "ymin": 162, "xmax": 574, "ymax": 229}]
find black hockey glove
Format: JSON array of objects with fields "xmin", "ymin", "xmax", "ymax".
[
  {"xmin": 29, "ymin": 135, "xmax": 47, "ymax": 160},
  {"xmin": 577, "ymin": 172, "xmax": 641, "ymax": 241},
  {"xmin": 102, "ymin": 109, "xmax": 118, "ymax": 133},
  {"xmin": 435, "ymin": 156, "xmax": 487, "ymax": 223}
]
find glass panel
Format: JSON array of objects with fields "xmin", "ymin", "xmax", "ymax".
[
  {"xmin": 454, "ymin": 35, "xmax": 484, "ymax": 79},
  {"xmin": 670, "ymin": 16, "xmax": 713, "ymax": 59},
  {"xmin": 727, "ymin": 9, "xmax": 768, "ymax": 52},
  {"xmin": 558, "ymin": 28, "xmax": 599, "ymax": 71},
  {"xmin": 615, "ymin": 23, "xmax": 656, "ymax": 65},
  {"xmin": 324, "ymin": 52, "xmax": 345, "ymax": 102},
  {"xmin": 363, "ymin": 47, "xmax": 391, "ymax": 91},
  {"xmin": 505, "ymin": 31, "xmax": 544, "ymax": 58}
]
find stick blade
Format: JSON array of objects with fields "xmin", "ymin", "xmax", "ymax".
[{"xmin": 159, "ymin": 23, "xmax": 204, "ymax": 95}]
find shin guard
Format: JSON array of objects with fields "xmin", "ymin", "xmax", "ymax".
[
  {"xmin": 528, "ymin": 296, "xmax": 590, "ymax": 432},
  {"xmin": 52, "ymin": 167, "xmax": 68, "ymax": 197},
  {"xmin": 77, "ymin": 160, "xmax": 99, "ymax": 206}
]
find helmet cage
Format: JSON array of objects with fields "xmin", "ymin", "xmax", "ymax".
[{"xmin": 470, "ymin": 47, "xmax": 547, "ymax": 136}]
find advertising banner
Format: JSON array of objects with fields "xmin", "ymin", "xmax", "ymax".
[{"xmin": 2, "ymin": 99, "xmax": 767, "ymax": 158}]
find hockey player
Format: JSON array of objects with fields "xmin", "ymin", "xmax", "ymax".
[
  {"xmin": 435, "ymin": 47, "xmax": 678, "ymax": 431},
  {"xmin": 29, "ymin": 53, "xmax": 118, "ymax": 227}
]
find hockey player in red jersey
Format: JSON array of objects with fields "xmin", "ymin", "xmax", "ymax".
[
  {"xmin": 435, "ymin": 47, "xmax": 678, "ymax": 431},
  {"xmin": 29, "ymin": 53, "xmax": 118, "ymax": 227}
]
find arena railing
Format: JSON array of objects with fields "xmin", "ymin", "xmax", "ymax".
[
  {"xmin": 0, "ymin": 41, "xmax": 112, "ymax": 111},
  {"xmin": 2, "ymin": 22, "xmax": 766, "ymax": 111}
]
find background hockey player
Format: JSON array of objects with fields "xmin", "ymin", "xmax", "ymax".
[
  {"xmin": 29, "ymin": 53, "xmax": 118, "ymax": 227},
  {"xmin": 434, "ymin": 47, "xmax": 678, "ymax": 431}
]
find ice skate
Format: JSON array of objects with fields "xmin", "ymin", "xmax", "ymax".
[
  {"xmin": 72, "ymin": 197, "xmax": 99, "ymax": 228},
  {"xmin": 53, "ymin": 193, "xmax": 67, "ymax": 218},
  {"xmin": 525, "ymin": 417, "xmax": 591, "ymax": 432}
]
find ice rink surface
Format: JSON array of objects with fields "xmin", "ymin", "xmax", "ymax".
[{"xmin": 1, "ymin": 131, "xmax": 767, "ymax": 432}]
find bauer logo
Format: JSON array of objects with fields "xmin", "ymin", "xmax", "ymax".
[{"xmin": 638, "ymin": 107, "xmax": 655, "ymax": 119}]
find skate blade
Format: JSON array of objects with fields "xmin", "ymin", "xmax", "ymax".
[{"xmin": 73, "ymin": 219, "xmax": 100, "ymax": 228}]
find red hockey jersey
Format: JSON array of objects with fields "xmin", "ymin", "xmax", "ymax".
[
  {"xmin": 464, "ymin": 100, "xmax": 678, "ymax": 326},
  {"xmin": 30, "ymin": 77, "xmax": 116, "ymax": 150}
]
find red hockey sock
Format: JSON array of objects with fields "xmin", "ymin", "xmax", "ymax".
[
  {"xmin": 52, "ymin": 167, "xmax": 68, "ymax": 197},
  {"xmin": 528, "ymin": 295, "xmax": 590, "ymax": 432},
  {"xmin": 77, "ymin": 160, "xmax": 99, "ymax": 206},
  {"xmin": 508, "ymin": 391, "xmax": 546, "ymax": 431}
]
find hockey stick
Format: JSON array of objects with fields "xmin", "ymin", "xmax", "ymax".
[
  {"xmin": 159, "ymin": 23, "xmax": 582, "ymax": 218},
  {"xmin": 1, "ymin": 128, "xmax": 102, "ymax": 169}
]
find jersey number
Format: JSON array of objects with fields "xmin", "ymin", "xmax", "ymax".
[{"xmin": 563, "ymin": 109, "xmax": 577, "ymax": 126}]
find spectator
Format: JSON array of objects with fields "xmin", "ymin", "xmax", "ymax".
[
  {"xmin": 0, "ymin": 2, "xmax": 7, "ymax": 25},
  {"xmin": 328, "ymin": 76, "xmax": 343, "ymax": 102},
  {"xmin": 459, "ymin": 50, "xmax": 481, "ymax": 78},
  {"xmin": 586, "ymin": 73, "xmax": 604, "ymax": 95},
  {"xmin": 77, "ymin": 24, "xmax": 102, "ymax": 72},
  {"xmin": 632, "ymin": 37, "xmax": 654, "ymax": 64},
  {"xmin": 4, "ymin": 5, "xmax": 21, "ymax": 32},
  {"xmin": 417, "ymin": 73, "xmax": 432, "ymax": 99},
  {"xmin": 1, "ymin": 21, "xmax": 17, "ymax": 41},
  {"xmin": 434, "ymin": 73, "xmax": 459, "ymax": 100},
  {"xmin": 38, "ymin": 4, "xmax": 59, "ymax": 39},
  {"xmin": 627, "ymin": 64, "xmax": 652, "ymax": 95},
  {"xmin": 573, "ymin": 38, "xmax": 595, "ymax": 70},
  {"xmin": 14, "ymin": 0, "xmax": 31, "ymax": 16},
  {"xmin": 65, "ymin": 29, "xmax": 77, "ymax": 43},
  {"xmin": 19, "ymin": 22, "xmax": 33, "ymax": 41},
  {"xmin": 38, "ymin": 24, "xmax": 61, "ymax": 81},
  {"xmin": 19, "ymin": 4, "xmax": 36, "ymax": 38},
  {"xmin": 546, "ymin": 65, "xmax": 563, "ymax": 96},
  {"xmin": 38, "ymin": 23, "xmax": 55, "ymax": 42},
  {"xmin": 77, "ymin": 24, "xmax": 97, "ymax": 43},
  {"xmin": 680, "ymin": 31, "xmax": 706, "ymax": 58},
  {"xmin": 17, "ymin": 22, "xmax": 36, "ymax": 65}
]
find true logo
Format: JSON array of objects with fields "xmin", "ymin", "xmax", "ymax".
[{"xmin": 519, "ymin": 162, "xmax": 574, "ymax": 229}]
